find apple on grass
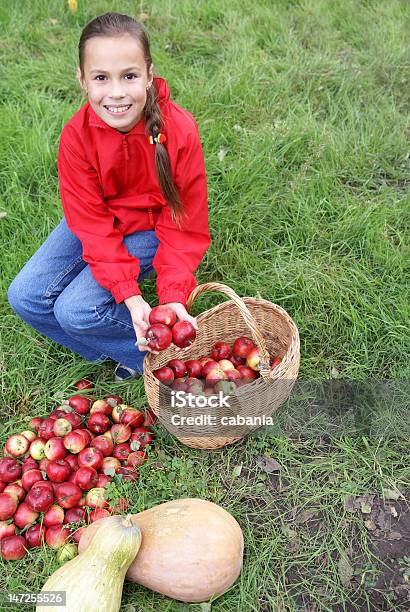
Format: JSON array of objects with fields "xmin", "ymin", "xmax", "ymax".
[
  {"xmin": 68, "ymin": 394, "xmax": 92, "ymax": 415},
  {"xmin": 29, "ymin": 438, "xmax": 46, "ymax": 461},
  {"xmin": 46, "ymin": 459, "xmax": 72, "ymax": 484},
  {"xmin": 44, "ymin": 437, "xmax": 67, "ymax": 461},
  {"xmin": 44, "ymin": 504, "xmax": 65, "ymax": 528},
  {"xmin": 111, "ymin": 423, "xmax": 132, "ymax": 444},
  {"xmin": 25, "ymin": 523, "xmax": 46, "ymax": 548},
  {"xmin": 5, "ymin": 434, "xmax": 30, "ymax": 458},
  {"xmin": 52, "ymin": 418, "xmax": 72, "ymax": 438},
  {"xmin": 112, "ymin": 443, "xmax": 131, "ymax": 461},
  {"xmin": 20, "ymin": 430, "xmax": 37, "ymax": 443},
  {"xmin": 0, "ymin": 521, "xmax": 16, "ymax": 542},
  {"xmin": 22, "ymin": 458, "xmax": 39, "ymax": 473},
  {"xmin": 77, "ymin": 447, "xmax": 104, "ymax": 471},
  {"xmin": 21, "ymin": 469, "xmax": 44, "ymax": 491},
  {"xmin": 28, "ymin": 417, "xmax": 43, "ymax": 432},
  {"xmin": 72, "ymin": 526, "xmax": 86, "ymax": 544},
  {"xmin": 25, "ymin": 486, "xmax": 54, "ymax": 513},
  {"xmin": 74, "ymin": 467, "xmax": 98, "ymax": 491},
  {"xmin": 63, "ymin": 431, "xmax": 87, "ymax": 454},
  {"xmin": 64, "ymin": 507, "xmax": 86, "ymax": 524},
  {"xmin": 119, "ymin": 408, "xmax": 145, "ymax": 428},
  {"xmin": 1, "ymin": 535, "xmax": 27, "ymax": 560},
  {"xmin": 55, "ymin": 482, "xmax": 82, "ymax": 509},
  {"xmin": 89, "ymin": 508, "xmax": 110, "ymax": 522},
  {"xmin": 85, "ymin": 487, "xmax": 108, "ymax": 509},
  {"xmin": 87, "ymin": 412, "xmax": 111, "ymax": 435},
  {"xmin": 74, "ymin": 378, "xmax": 94, "ymax": 391},
  {"xmin": 45, "ymin": 525, "xmax": 71, "ymax": 549},
  {"xmin": 90, "ymin": 399, "xmax": 112, "ymax": 416},
  {"xmin": 104, "ymin": 394, "xmax": 123, "ymax": 408},
  {"xmin": 38, "ymin": 418, "xmax": 57, "ymax": 440},
  {"xmin": 91, "ymin": 435, "xmax": 114, "ymax": 457},
  {"xmin": 3, "ymin": 484, "xmax": 25, "ymax": 503}
]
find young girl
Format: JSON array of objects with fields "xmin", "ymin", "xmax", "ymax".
[{"xmin": 7, "ymin": 12, "xmax": 211, "ymax": 381}]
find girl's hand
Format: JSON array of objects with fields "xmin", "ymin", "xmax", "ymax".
[
  {"xmin": 124, "ymin": 295, "xmax": 159, "ymax": 355},
  {"xmin": 163, "ymin": 302, "xmax": 198, "ymax": 353}
]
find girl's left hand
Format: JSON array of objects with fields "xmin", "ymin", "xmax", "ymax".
[{"xmin": 164, "ymin": 302, "xmax": 198, "ymax": 352}]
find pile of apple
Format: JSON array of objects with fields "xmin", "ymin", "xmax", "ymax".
[
  {"xmin": 0, "ymin": 379, "xmax": 157, "ymax": 561},
  {"xmin": 140, "ymin": 305, "xmax": 196, "ymax": 351},
  {"xmin": 153, "ymin": 335, "xmax": 282, "ymax": 395}
]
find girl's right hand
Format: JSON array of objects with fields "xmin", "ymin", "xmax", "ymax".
[{"xmin": 124, "ymin": 295, "xmax": 159, "ymax": 355}]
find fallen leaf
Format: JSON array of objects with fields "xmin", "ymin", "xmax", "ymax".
[
  {"xmin": 47, "ymin": 18, "xmax": 59, "ymax": 25},
  {"xmin": 386, "ymin": 531, "xmax": 402, "ymax": 541},
  {"xmin": 389, "ymin": 506, "xmax": 398, "ymax": 518},
  {"xmin": 232, "ymin": 464, "xmax": 242, "ymax": 478},
  {"xmin": 360, "ymin": 502, "xmax": 372, "ymax": 514},
  {"xmin": 338, "ymin": 551, "xmax": 354, "ymax": 587},
  {"xmin": 364, "ymin": 519, "xmax": 377, "ymax": 531},
  {"xmin": 331, "ymin": 366, "xmax": 339, "ymax": 378},
  {"xmin": 296, "ymin": 509, "xmax": 318, "ymax": 524},
  {"xmin": 233, "ymin": 124, "xmax": 243, "ymax": 131},
  {"xmin": 199, "ymin": 603, "xmax": 212, "ymax": 612},
  {"xmin": 257, "ymin": 456, "xmax": 283, "ymax": 473},
  {"xmin": 217, "ymin": 146, "xmax": 228, "ymax": 162},
  {"xmin": 67, "ymin": 0, "xmax": 78, "ymax": 14},
  {"xmin": 138, "ymin": 13, "xmax": 150, "ymax": 22},
  {"xmin": 0, "ymin": 211, "xmax": 7, "ymax": 219},
  {"xmin": 344, "ymin": 495, "xmax": 355, "ymax": 512},
  {"xmin": 382, "ymin": 487, "xmax": 404, "ymax": 501}
]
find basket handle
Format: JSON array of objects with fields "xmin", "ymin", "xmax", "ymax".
[{"xmin": 186, "ymin": 282, "xmax": 271, "ymax": 378}]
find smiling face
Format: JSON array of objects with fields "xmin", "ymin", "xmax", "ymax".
[{"xmin": 77, "ymin": 34, "xmax": 154, "ymax": 132}]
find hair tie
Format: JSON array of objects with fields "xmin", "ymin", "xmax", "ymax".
[{"xmin": 149, "ymin": 133, "xmax": 167, "ymax": 145}]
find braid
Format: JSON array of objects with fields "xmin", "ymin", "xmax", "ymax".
[{"xmin": 144, "ymin": 84, "xmax": 185, "ymax": 228}]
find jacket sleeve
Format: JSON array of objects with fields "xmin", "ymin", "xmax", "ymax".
[
  {"xmin": 152, "ymin": 122, "xmax": 211, "ymax": 306},
  {"xmin": 57, "ymin": 126, "xmax": 142, "ymax": 304}
]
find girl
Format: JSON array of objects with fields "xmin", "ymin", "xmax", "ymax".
[{"xmin": 7, "ymin": 12, "xmax": 211, "ymax": 381}]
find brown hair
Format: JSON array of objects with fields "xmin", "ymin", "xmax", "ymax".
[{"xmin": 78, "ymin": 12, "xmax": 184, "ymax": 226}]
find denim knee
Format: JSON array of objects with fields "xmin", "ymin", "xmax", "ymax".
[
  {"xmin": 7, "ymin": 273, "xmax": 40, "ymax": 320},
  {"xmin": 53, "ymin": 293, "xmax": 99, "ymax": 336}
]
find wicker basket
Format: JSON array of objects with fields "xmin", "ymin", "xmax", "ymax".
[{"xmin": 144, "ymin": 282, "xmax": 300, "ymax": 450}]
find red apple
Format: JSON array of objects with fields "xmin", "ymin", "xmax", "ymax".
[
  {"xmin": 199, "ymin": 356, "xmax": 214, "ymax": 366},
  {"xmin": 14, "ymin": 502, "xmax": 38, "ymax": 529},
  {"xmin": 119, "ymin": 408, "xmax": 145, "ymax": 428},
  {"xmin": 5, "ymin": 434, "xmax": 30, "ymax": 458},
  {"xmin": 85, "ymin": 487, "xmax": 108, "ymax": 509},
  {"xmin": 32, "ymin": 480, "xmax": 54, "ymax": 494},
  {"xmin": 1, "ymin": 535, "xmax": 27, "ymax": 560},
  {"xmin": 90, "ymin": 399, "xmax": 112, "ymax": 416},
  {"xmin": 270, "ymin": 356, "xmax": 282, "ymax": 369},
  {"xmin": 52, "ymin": 418, "xmax": 72, "ymax": 438},
  {"xmin": 129, "ymin": 428, "xmax": 155, "ymax": 450},
  {"xmin": 64, "ymin": 507, "xmax": 86, "ymax": 524},
  {"xmin": 55, "ymin": 482, "xmax": 82, "ymax": 509},
  {"xmin": 28, "ymin": 417, "xmax": 43, "ymax": 432},
  {"xmin": 63, "ymin": 431, "xmax": 87, "ymax": 454},
  {"xmin": 185, "ymin": 359, "xmax": 203, "ymax": 378},
  {"xmin": 205, "ymin": 367, "xmax": 228, "ymax": 387},
  {"xmin": 172, "ymin": 321, "xmax": 196, "ymax": 348},
  {"xmin": 104, "ymin": 394, "xmax": 123, "ymax": 408},
  {"xmin": 201, "ymin": 360, "xmax": 220, "ymax": 378},
  {"xmin": 91, "ymin": 435, "xmax": 114, "ymax": 457},
  {"xmin": 87, "ymin": 413, "xmax": 110, "ymax": 434},
  {"xmin": 44, "ymin": 437, "xmax": 67, "ymax": 461},
  {"xmin": 25, "ymin": 523, "xmax": 46, "ymax": 548},
  {"xmin": 232, "ymin": 336, "xmax": 255, "ymax": 358},
  {"xmin": 46, "ymin": 459, "xmax": 72, "ymax": 483},
  {"xmin": 246, "ymin": 347, "xmax": 261, "ymax": 371},
  {"xmin": 171, "ymin": 379, "xmax": 188, "ymax": 392},
  {"xmin": 76, "ymin": 429, "xmax": 93, "ymax": 446},
  {"xmin": 68, "ymin": 395, "xmax": 92, "ymax": 415},
  {"xmin": 21, "ymin": 469, "xmax": 43, "ymax": 491},
  {"xmin": 89, "ymin": 508, "xmax": 110, "ymax": 522},
  {"xmin": 230, "ymin": 354, "xmax": 246, "ymax": 367},
  {"xmin": 102, "ymin": 457, "xmax": 121, "ymax": 474},
  {"xmin": 77, "ymin": 448, "xmax": 103, "ymax": 471},
  {"xmin": 143, "ymin": 410, "xmax": 157, "ymax": 427},
  {"xmin": 0, "ymin": 493, "xmax": 18, "ymax": 520},
  {"xmin": 152, "ymin": 366, "xmax": 174, "ymax": 386},
  {"xmin": 96, "ymin": 474, "xmax": 111, "ymax": 488},
  {"xmin": 38, "ymin": 418, "xmax": 56, "ymax": 440},
  {"xmin": 111, "ymin": 424, "xmax": 131, "ymax": 444},
  {"xmin": 74, "ymin": 378, "xmax": 94, "ymax": 391},
  {"xmin": 0, "ymin": 458, "xmax": 22, "ymax": 483},
  {"xmin": 112, "ymin": 443, "xmax": 131, "ymax": 461},
  {"xmin": 20, "ymin": 430, "xmax": 37, "ymax": 443},
  {"xmin": 65, "ymin": 454, "xmax": 79, "ymax": 472},
  {"xmin": 167, "ymin": 359, "xmax": 187, "ymax": 378},
  {"xmin": 29, "ymin": 438, "xmax": 46, "ymax": 460},
  {"xmin": 237, "ymin": 365, "xmax": 259, "ymax": 381},
  {"xmin": 45, "ymin": 525, "xmax": 71, "ymax": 549},
  {"xmin": 25, "ymin": 486, "xmax": 54, "ymax": 513},
  {"xmin": 146, "ymin": 323, "xmax": 172, "ymax": 351},
  {"xmin": 226, "ymin": 368, "xmax": 242, "ymax": 381},
  {"xmin": 185, "ymin": 377, "xmax": 205, "ymax": 395},
  {"xmin": 49, "ymin": 409, "xmax": 68, "ymax": 419},
  {"xmin": 0, "ymin": 483, "xmax": 5, "ymax": 493},
  {"xmin": 3, "ymin": 484, "xmax": 25, "ymax": 503},
  {"xmin": 64, "ymin": 412, "xmax": 83, "ymax": 429},
  {"xmin": 74, "ymin": 467, "xmax": 98, "ymax": 491},
  {"xmin": 38, "ymin": 458, "xmax": 50, "ymax": 472},
  {"xmin": 218, "ymin": 359, "xmax": 235, "ymax": 372},
  {"xmin": 22, "ymin": 458, "xmax": 39, "ymax": 473},
  {"xmin": 148, "ymin": 304, "xmax": 177, "ymax": 327},
  {"xmin": 116, "ymin": 466, "xmax": 139, "ymax": 481},
  {"xmin": 44, "ymin": 504, "xmax": 65, "ymax": 527},
  {"xmin": 0, "ymin": 521, "xmax": 16, "ymax": 542},
  {"xmin": 126, "ymin": 451, "xmax": 147, "ymax": 468},
  {"xmin": 211, "ymin": 341, "xmax": 231, "ymax": 361},
  {"xmin": 111, "ymin": 404, "xmax": 123, "ymax": 423},
  {"xmin": 72, "ymin": 526, "xmax": 86, "ymax": 543}
]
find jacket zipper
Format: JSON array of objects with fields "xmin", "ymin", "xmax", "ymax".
[{"xmin": 123, "ymin": 136, "xmax": 129, "ymax": 161}]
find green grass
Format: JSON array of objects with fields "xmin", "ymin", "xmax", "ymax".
[{"xmin": 0, "ymin": 0, "xmax": 409, "ymax": 610}]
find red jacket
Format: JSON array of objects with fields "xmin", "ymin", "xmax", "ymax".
[{"xmin": 57, "ymin": 76, "xmax": 211, "ymax": 306}]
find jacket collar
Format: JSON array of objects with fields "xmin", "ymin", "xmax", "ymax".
[{"xmin": 87, "ymin": 76, "xmax": 171, "ymax": 134}]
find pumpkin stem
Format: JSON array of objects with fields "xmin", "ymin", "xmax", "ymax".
[{"xmin": 122, "ymin": 514, "xmax": 133, "ymax": 528}]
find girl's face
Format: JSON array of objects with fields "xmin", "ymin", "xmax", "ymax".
[{"xmin": 77, "ymin": 34, "xmax": 153, "ymax": 133}]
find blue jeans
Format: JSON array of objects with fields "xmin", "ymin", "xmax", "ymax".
[{"xmin": 7, "ymin": 218, "xmax": 160, "ymax": 372}]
